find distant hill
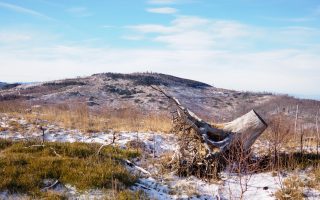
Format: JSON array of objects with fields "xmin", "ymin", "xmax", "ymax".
[
  {"xmin": 0, "ymin": 72, "xmax": 319, "ymax": 124},
  {"xmin": 0, "ymin": 82, "xmax": 21, "ymax": 90},
  {"xmin": 0, "ymin": 82, "xmax": 7, "ymax": 89}
]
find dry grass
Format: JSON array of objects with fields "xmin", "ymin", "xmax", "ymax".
[
  {"xmin": 0, "ymin": 101, "xmax": 172, "ymax": 133},
  {"xmin": 314, "ymin": 165, "xmax": 320, "ymax": 183},
  {"xmin": 275, "ymin": 175, "xmax": 304, "ymax": 200},
  {"xmin": 0, "ymin": 139, "xmax": 140, "ymax": 197},
  {"xmin": 306, "ymin": 165, "xmax": 320, "ymax": 190},
  {"xmin": 0, "ymin": 100, "xmax": 27, "ymax": 114},
  {"xmin": 116, "ymin": 190, "xmax": 149, "ymax": 200}
]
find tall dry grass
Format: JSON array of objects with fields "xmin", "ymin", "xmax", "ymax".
[{"xmin": 0, "ymin": 100, "xmax": 172, "ymax": 133}]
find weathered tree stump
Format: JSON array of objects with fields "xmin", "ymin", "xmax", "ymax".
[{"xmin": 152, "ymin": 86, "xmax": 268, "ymax": 179}]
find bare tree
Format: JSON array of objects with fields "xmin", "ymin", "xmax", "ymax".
[
  {"xmin": 267, "ymin": 113, "xmax": 292, "ymax": 169},
  {"xmin": 294, "ymin": 104, "xmax": 299, "ymax": 140},
  {"xmin": 223, "ymin": 140, "xmax": 261, "ymax": 200},
  {"xmin": 316, "ymin": 107, "xmax": 319, "ymax": 156}
]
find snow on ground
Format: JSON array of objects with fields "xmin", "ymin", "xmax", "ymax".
[
  {"xmin": 133, "ymin": 174, "xmax": 219, "ymax": 200},
  {"xmin": 133, "ymin": 170, "xmax": 320, "ymax": 200},
  {"xmin": 220, "ymin": 172, "xmax": 279, "ymax": 200},
  {"xmin": 1, "ymin": 117, "xmax": 320, "ymax": 199},
  {"xmin": 0, "ymin": 191, "xmax": 29, "ymax": 200},
  {"xmin": 0, "ymin": 130, "xmax": 178, "ymax": 155},
  {"xmin": 221, "ymin": 170, "xmax": 320, "ymax": 200}
]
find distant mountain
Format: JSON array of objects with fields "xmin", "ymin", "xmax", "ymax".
[
  {"xmin": 0, "ymin": 82, "xmax": 21, "ymax": 90},
  {"xmin": 0, "ymin": 72, "xmax": 319, "ymax": 124},
  {"xmin": 0, "ymin": 82, "xmax": 7, "ymax": 89}
]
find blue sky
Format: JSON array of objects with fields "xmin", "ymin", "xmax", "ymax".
[{"xmin": 0, "ymin": 0, "xmax": 319, "ymax": 99}]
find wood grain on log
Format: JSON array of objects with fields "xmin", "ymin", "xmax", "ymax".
[{"xmin": 221, "ymin": 110, "xmax": 268, "ymax": 151}]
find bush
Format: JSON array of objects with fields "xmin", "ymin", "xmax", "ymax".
[{"xmin": 275, "ymin": 176, "xmax": 304, "ymax": 200}]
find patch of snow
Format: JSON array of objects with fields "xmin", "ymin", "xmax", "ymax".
[
  {"xmin": 18, "ymin": 119, "xmax": 28, "ymax": 125},
  {"xmin": 303, "ymin": 188, "xmax": 320, "ymax": 200},
  {"xmin": 0, "ymin": 129, "xmax": 178, "ymax": 155},
  {"xmin": 220, "ymin": 172, "xmax": 279, "ymax": 200},
  {"xmin": 133, "ymin": 174, "xmax": 219, "ymax": 200},
  {"xmin": 0, "ymin": 121, "xmax": 8, "ymax": 128}
]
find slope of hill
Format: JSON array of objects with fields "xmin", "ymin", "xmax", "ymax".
[{"xmin": 0, "ymin": 72, "xmax": 319, "ymax": 123}]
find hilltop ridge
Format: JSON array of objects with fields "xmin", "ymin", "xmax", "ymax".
[{"xmin": 0, "ymin": 72, "xmax": 319, "ymax": 123}]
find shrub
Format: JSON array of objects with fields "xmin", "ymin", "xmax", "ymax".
[{"xmin": 275, "ymin": 176, "xmax": 304, "ymax": 200}]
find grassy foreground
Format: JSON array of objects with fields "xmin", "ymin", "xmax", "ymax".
[{"xmin": 0, "ymin": 139, "xmax": 144, "ymax": 199}]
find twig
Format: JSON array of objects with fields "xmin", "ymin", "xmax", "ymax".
[
  {"xmin": 96, "ymin": 132, "xmax": 117, "ymax": 156},
  {"xmin": 25, "ymin": 145, "xmax": 61, "ymax": 157},
  {"xmin": 41, "ymin": 180, "xmax": 60, "ymax": 192},
  {"xmin": 125, "ymin": 159, "xmax": 151, "ymax": 176},
  {"xmin": 96, "ymin": 143, "xmax": 111, "ymax": 156},
  {"xmin": 49, "ymin": 147, "xmax": 61, "ymax": 157},
  {"xmin": 25, "ymin": 144, "xmax": 45, "ymax": 148}
]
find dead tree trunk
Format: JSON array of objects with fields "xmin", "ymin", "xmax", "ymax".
[
  {"xmin": 152, "ymin": 86, "xmax": 268, "ymax": 178},
  {"xmin": 220, "ymin": 110, "xmax": 268, "ymax": 151},
  {"xmin": 152, "ymin": 86, "xmax": 267, "ymax": 155}
]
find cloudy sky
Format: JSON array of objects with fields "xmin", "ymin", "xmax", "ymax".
[{"xmin": 0, "ymin": 0, "xmax": 319, "ymax": 99}]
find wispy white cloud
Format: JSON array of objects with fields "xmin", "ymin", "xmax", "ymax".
[
  {"xmin": 172, "ymin": 15, "xmax": 209, "ymax": 28},
  {"xmin": 101, "ymin": 25, "xmax": 114, "ymax": 29},
  {"xmin": 1, "ymin": 43, "xmax": 319, "ymax": 97},
  {"xmin": 0, "ymin": 32, "xmax": 32, "ymax": 43},
  {"xmin": 121, "ymin": 35, "xmax": 145, "ymax": 41},
  {"xmin": 148, "ymin": 0, "xmax": 197, "ymax": 5},
  {"xmin": 0, "ymin": 9, "xmax": 319, "ymax": 97},
  {"xmin": 66, "ymin": 6, "xmax": 92, "ymax": 17},
  {"xmin": 0, "ymin": 1, "xmax": 54, "ymax": 20},
  {"xmin": 0, "ymin": 29, "xmax": 62, "ymax": 51},
  {"xmin": 148, "ymin": 0, "xmax": 178, "ymax": 5},
  {"xmin": 147, "ymin": 7, "xmax": 178, "ymax": 14},
  {"xmin": 262, "ymin": 16, "xmax": 313, "ymax": 22},
  {"xmin": 127, "ymin": 24, "xmax": 177, "ymax": 34},
  {"xmin": 154, "ymin": 30, "xmax": 215, "ymax": 49},
  {"xmin": 126, "ymin": 14, "xmax": 320, "ymax": 51},
  {"xmin": 126, "ymin": 16, "xmax": 252, "ymax": 50}
]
